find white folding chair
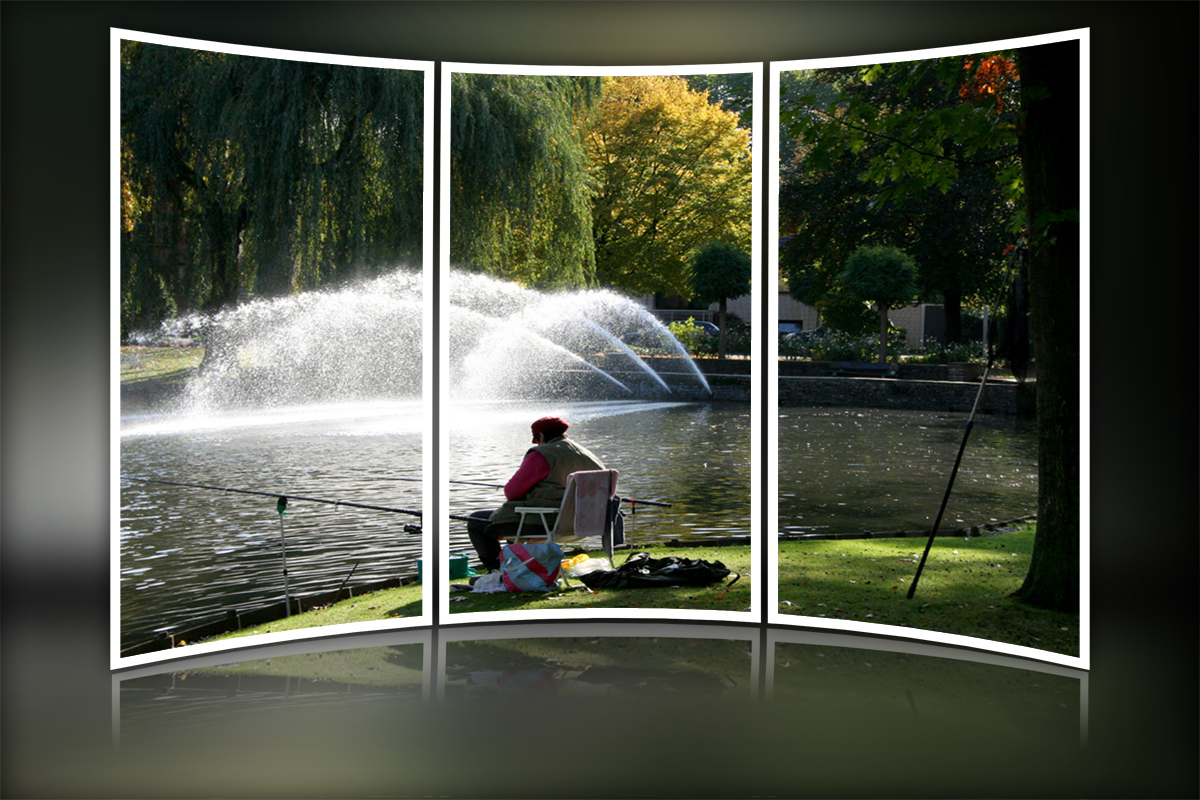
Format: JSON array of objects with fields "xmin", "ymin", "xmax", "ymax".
[{"xmin": 513, "ymin": 469, "xmax": 620, "ymax": 565}]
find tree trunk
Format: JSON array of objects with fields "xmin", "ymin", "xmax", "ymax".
[
  {"xmin": 943, "ymin": 289, "xmax": 962, "ymax": 345},
  {"xmin": 717, "ymin": 298, "xmax": 728, "ymax": 359},
  {"xmin": 1012, "ymin": 41, "xmax": 1081, "ymax": 612},
  {"xmin": 878, "ymin": 304, "xmax": 889, "ymax": 363}
]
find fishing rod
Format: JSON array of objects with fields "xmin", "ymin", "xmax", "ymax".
[
  {"xmin": 276, "ymin": 496, "xmax": 293, "ymax": 616},
  {"xmin": 906, "ymin": 349, "xmax": 995, "ymax": 600},
  {"xmin": 125, "ymin": 477, "xmax": 424, "ymax": 521},
  {"xmin": 385, "ymin": 477, "xmax": 673, "ymax": 508},
  {"xmin": 907, "ymin": 247, "xmax": 1025, "ymax": 600}
]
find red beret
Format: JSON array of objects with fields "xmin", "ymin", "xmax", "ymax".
[{"xmin": 531, "ymin": 416, "xmax": 569, "ymax": 438}]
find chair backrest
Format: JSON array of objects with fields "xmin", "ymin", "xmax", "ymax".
[{"xmin": 552, "ymin": 469, "xmax": 618, "ymax": 541}]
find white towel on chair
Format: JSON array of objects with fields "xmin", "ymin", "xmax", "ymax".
[{"xmin": 559, "ymin": 469, "xmax": 617, "ymax": 540}]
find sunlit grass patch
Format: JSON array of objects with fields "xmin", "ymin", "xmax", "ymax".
[
  {"xmin": 777, "ymin": 523, "xmax": 1079, "ymax": 657},
  {"xmin": 120, "ymin": 345, "xmax": 203, "ymax": 384},
  {"xmin": 203, "ymin": 545, "xmax": 752, "ymax": 647}
]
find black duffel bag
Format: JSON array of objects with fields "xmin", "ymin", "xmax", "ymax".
[{"xmin": 579, "ymin": 551, "xmax": 737, "ymax": 590}]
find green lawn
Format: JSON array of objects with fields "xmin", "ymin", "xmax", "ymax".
[
  {"xmin": 447, "ymin": 545, "xmax": 753, "ymax": 615},
  {"xmin": 201, "ymin": 525, "xmax": 1078, "ymax": 659},
  {"xmin": 777, "ymin": 522, "xmax": 1079, "ymax": 657},
  {"xmin": 202, "ymin": 544, "xmax": 752, "ymax": 645},
  {"xmin": 120, "ymin": 345, "xmax": 203, "ymax": 384}
]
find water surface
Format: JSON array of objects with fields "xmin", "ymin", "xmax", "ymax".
[
  {"xmin": 120, "ymin": 402, "xmax": 424, "ymax": 650},
  {"xmin": 446, "ymin": 401, "xmax": 753, "ymax": 555},
  {"xmin": 778, "ymin": 406, "xmax": 1037, "ymax": 536}
]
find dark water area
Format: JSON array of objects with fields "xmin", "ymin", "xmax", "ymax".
[
  {"xmin": 778, "ymin": 406, "xmax": 1038, "ymax": 536},
  {"xmin": 119, "ymin": 402, "xmax": 425, "ymax": 650}
]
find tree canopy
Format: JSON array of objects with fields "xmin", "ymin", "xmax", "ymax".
[
  {"xmin": 779, "ymin": 57, "xmax": 1017, "ymax": 342},
  {"xmin": 449, "ymin": 73, "xmax": 601, "ymax": 289},
  {"xmin": 587, "ymin": 74, "xmax": 752, "ymax": 297},
  {"xmin": 685, "ymin": 73, "xmax": 755, "ymax": 129},
  {"xmin": 120, "ymin": 41, "xmax": 424, "ymax": 334},
  {"xmin": 125, "ymin": 60, "xmax": 757, "ymax": 325},
  {"xmin": 841, "ymin": 245, "xmax": 918, "ymax": 362}
]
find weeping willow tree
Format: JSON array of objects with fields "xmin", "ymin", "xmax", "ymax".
[
  {"xmin": 449, "ymin": 73, "xmax": 601, "ymax": 289},
  {"xmin": 120, "ymin": 40, "xmax": 423, "ymax": 334}
]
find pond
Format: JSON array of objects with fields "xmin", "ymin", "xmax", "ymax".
[
  {"xmin": 119, "ymin": 402, "xmax": 425, "ymax": 651},
  {"xmin": 119, "ymin": 399, "xmax": 1035, "ymax": 651},
  {"xmin": 119, "ymin": 399, "xmax": 753, "ymax": 650},
  {"xmin": 777, "ymin": 406, "xmax": 1038, "ymax": 536}
]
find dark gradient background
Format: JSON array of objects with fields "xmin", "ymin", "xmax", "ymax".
[{"xmin": 3, "ymin": 2, "xmax": 1196, "ymax": 797}]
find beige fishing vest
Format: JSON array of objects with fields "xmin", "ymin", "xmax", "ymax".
[{"xmin": 489, "ymin": 436, "xmax": 605, "ymax": 527}]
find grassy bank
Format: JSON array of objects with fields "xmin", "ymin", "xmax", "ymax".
[
  {"xmin": 120, "ymin": 345, "xmax": 203, "ymax": 412},
  {"xmin": 778, "ymin": 521, "xmax": 1079, "ymax": 657},
  {"xmin": 200, "ymin": 523, "xmax": 1078, "ymax": 660},
  {"xmin": 200, "ymin": 544, "xmax": 751, "ymax": 645},
  {"xmin": 120, "ymin": 345, "xmax": 203, "ymax": 383},
  {"xmin": 448, "ymin": 544, "xmax": 753, "ymax": 615}
]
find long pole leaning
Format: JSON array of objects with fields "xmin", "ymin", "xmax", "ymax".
[
  {"xmin": 125, "ymin": 477, "xmax": 424, "ymax": 519},
  {"xmin": 387, "ymin": 477, "xmax": 672, "ymax": 508},
  {"xmin": 907, "ymin": 353, "xmax": 995, "ymax": 600},
  {"xmin": 276, "ymin": 496, "xmax": 292, "ymax": 616}
]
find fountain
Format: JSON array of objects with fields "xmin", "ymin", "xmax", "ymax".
[
  {"xmin": 146, "ymin": 270, "xmax": 426, "ymax": 414},
  {"xmin": 448, "ymin": 271, "xmax": 712, "ymax": 401},
  {"xmin": 141, "ymin": 269, "xmax": 713, "ymax": 413},
  {"xmin": 121, "ymin": 267, "xmax": 722, "ymax": 652}
]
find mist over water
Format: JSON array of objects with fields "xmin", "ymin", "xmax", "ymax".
[{"xmin": 139, "ymin": 268, "xmax": 711, "ymax": 415}]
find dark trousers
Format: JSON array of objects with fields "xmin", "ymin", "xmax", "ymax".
[{"xmin": 466, "ymin": 509, "xmax": 546, "ymax": 571}]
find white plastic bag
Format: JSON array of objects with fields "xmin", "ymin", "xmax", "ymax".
[
  {"xmin": 471, "ymin": 571, "xmax": 506, "ymax": 593},
  {"xmin": 564, "ymin": 556, "xmax": 611, "ymax": 578}
]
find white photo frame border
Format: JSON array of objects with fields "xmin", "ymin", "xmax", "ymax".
[
  {"xmin": 767, "ymin": 29, "xmax": 1090, "ymax": 671},
  {"xmin": 438, "ymin": 61, "xmax": 762, "ymax": 628},
  {"xmin": 110, "ymin": 28, "xmax": 437, "ymax": 669}
]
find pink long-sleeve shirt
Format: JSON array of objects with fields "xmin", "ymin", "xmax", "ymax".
[{"xmin": 504, "ymin": 450, "xmax": 551, "ymax": 500}]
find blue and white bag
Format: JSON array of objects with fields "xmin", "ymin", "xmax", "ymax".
[{"xmin": 501, "ymin": 541, "xmax": 563, "ymax": 592}]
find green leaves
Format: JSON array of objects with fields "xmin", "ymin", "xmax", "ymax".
[
  {"xmin": 778, "ymin": 57, "xmax": 1021, "ymax": 341},
  {"xmin": 782, "ymin": 57, "xmax": 1021, "ymax": 206},
  {"xmin": 690, "ymin": 242, "xmax": 751, "ymax": 307},
  {"xmin": 841, "ymin": 245, "xmax": 919, "ymax": 310},
  {"xmin": 588, "ymin": 75, "xmax": 752, "ymax": 297},
  {"xmin": 450, "ymin": 73, "xmax": 600, "ymax": 288},
  {"xmin": 120, "ymin": 42, "xmax": 425, "ymax": 333}
]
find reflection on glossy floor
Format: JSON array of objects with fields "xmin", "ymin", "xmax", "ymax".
[{"xmin": 109, "ymin": 623, "xmax": 1086, "ymax": 798}]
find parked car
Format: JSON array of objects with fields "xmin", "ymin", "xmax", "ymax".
[
  {"xmin": 781, "ymin": 325, "xmax": 823, "ymax": 340},
  {"xmin": 693, "ymin": 321, "xmax": 719, "ymax": 336}
]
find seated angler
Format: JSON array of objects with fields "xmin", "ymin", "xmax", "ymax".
[{"xmin": 466, "ymin": 416, "xmax": 606, "ymax": 573}]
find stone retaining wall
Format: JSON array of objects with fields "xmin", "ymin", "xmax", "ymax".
[
  {"xmin": 661, "ymin": 366, "xmax": 1033, "ymax": 415},
  {"xmin": 778, "ymin": 375, "xmax": 1032, "ymax": 415}
]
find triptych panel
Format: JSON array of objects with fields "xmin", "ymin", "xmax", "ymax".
[{"xmin": 112, "ymin": 29, "xmax": 1086, "ymax": 675}]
